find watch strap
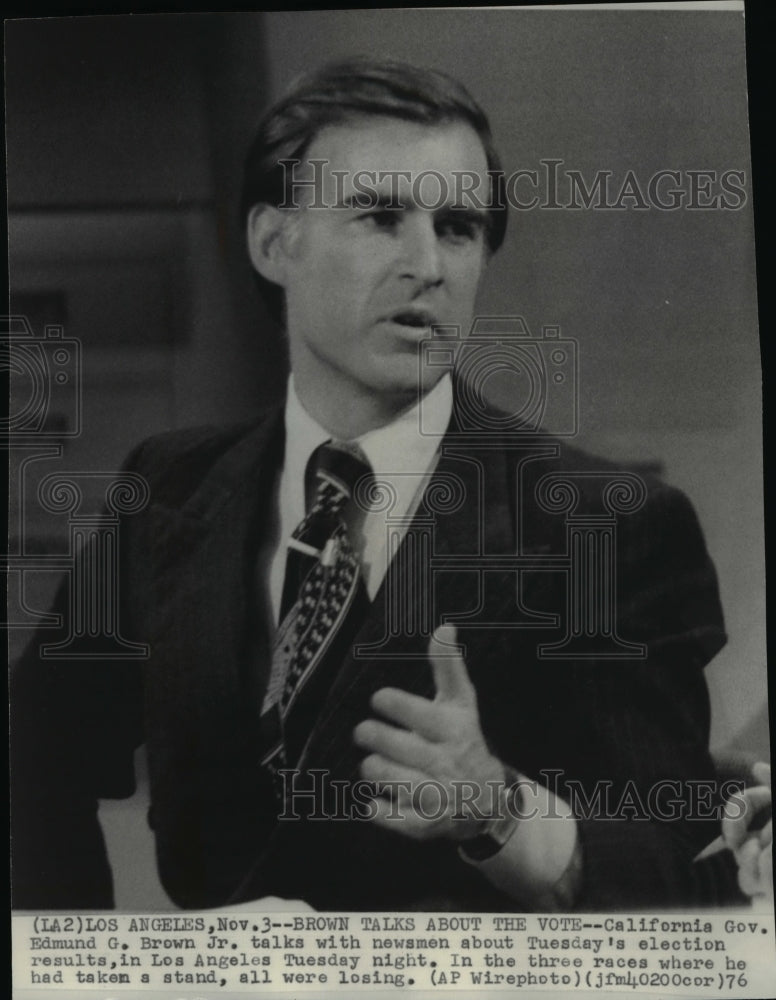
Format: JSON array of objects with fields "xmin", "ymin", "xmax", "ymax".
[{"xmin": 459, "ymin": 765, "xmax": 523, "ymax": 862}]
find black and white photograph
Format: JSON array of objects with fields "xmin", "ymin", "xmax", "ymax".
[{"xmin": 7, "ymin": 3, "xmax": 773, "ymax": 996}]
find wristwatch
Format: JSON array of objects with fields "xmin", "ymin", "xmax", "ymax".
[{"xmin": 459, "ymin": 765, "xmax": 524, "ymax": 862}]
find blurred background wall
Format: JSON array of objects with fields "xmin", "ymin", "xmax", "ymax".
[{"xmin": 6, "ymin": 9, "xmax": 764, "ymax": 908}]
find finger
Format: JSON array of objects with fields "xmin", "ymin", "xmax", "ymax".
[
  {"xmin": 760, "ymin": 847, "xmax": 773, "ymax": 900},
  {"xmin": 737, "ymin": 837, "xmax": 763, "ymax": 897},
  {"xmin": 722, "ymin": 786, "xmax": 772, "ymax": 848},
  {"xmin": 722, "ymin": 815, "xmax": 749, "ymax": 851},
  {"xmin": 429, "ymin": 625, "xmax": 475, "ymax": 705},
  {"xmin": 752, "ymin": 761, "xmax": 772, "ymax": 787},
  {"xmin": 353, "ymin": 718, "xmax": 438, "ymax": 771},
  {"xmin": 722, "ymin": 788, "xmax": 751, "ymax": 849},
  {"xmin": 759, "ymin": 819, "xmax": 772, "ymax": 848},
  {"xmin": 368, "ymin": 795, "xmax": 437, "ymax": 840},
  {"xmin": 359, "ymin": 752, "xmax": 429, "ymax": 791},
  {"xmin": 371, "ymin": 687, "xmax": 449, "ymax": 741},
  {"xmin": 742, "ymin": 784, "xmax": 772, "ymax": 819}
]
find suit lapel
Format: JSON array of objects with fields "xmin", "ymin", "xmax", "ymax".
[{"xmin": 145, "ymin": 412, "xmax": 284, "ymax": 751}]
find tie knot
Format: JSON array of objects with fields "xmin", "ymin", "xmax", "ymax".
[{"xmin": 307, "ymin": 441, "xmax": 373, "ymax": 516}]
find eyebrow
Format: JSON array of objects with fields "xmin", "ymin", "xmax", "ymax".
[
  {"xmin": 439, "ymin": 205, "xmax": 491, "ymax": 223},
  {"xmin": 334, "ymin": 192, "xmax": 404, "ymax": 211},
  {"xmin": 335, "ymin": 193, "xmax": 491, "ymax": 225}
]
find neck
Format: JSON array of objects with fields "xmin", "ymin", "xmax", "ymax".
[{"xmin": 291, "ymin": 365, "xmax": 421, "ymax": 440}]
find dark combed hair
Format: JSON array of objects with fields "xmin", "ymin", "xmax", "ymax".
[{"xmin": 241, "ymin": 57, "xmax": 508, "ymax": 322}]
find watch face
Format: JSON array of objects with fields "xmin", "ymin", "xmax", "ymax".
[
  {"xmin": 460, "ymin": 776, "xmax": 523, "ymax": 861},
  {"xmin": 459, "ymin": 834, "xmax": 500, "ymax": 863}
]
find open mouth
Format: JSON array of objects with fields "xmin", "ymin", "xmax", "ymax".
[{"xmin": 389, "ymin": 309, "xmax": 436, "ymax": 329}]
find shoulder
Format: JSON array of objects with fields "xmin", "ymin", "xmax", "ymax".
[
  {"xmin": 548, "ymin": 436, "xmax": 701, "ymax": 529},
  {"xmin": 130, "ymin": 422, "xmax": 254, "ymax": 474},
  {"xmin": 538, "ymin": 435, "xmax": 706, "ymax": 547},
  {"xmin": 459, "ymin": 408, "xmax": 708, "ymax": 550},
  {"xmin": 124, "ymin": 407, "xmax": 282, "ymax": 509}
]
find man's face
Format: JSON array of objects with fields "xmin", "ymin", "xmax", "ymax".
[{"xmin": 264, "ymin": 117, "xmax": 491, "ymax": 412}]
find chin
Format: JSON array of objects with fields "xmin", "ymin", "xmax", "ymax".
[
  {"xmin": 379, "ymin": 370, "xmax": 444, "ymax": 401},
  {"xmin": 354, "ymin": 354, "xmax": 449, "ymax": 405}
]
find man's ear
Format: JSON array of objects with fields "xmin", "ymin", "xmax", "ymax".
[{"xmin": 246, "ymin": 204, "xmax": 292, "ymax": 285}]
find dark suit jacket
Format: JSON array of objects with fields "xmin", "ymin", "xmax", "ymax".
[{"xmin": 11, "ymin": 401, "xmax": 740, "ymax": 911}]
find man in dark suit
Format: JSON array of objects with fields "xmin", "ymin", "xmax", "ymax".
[{"xmin": 11, "ymin": 58, "xmax": 737, "ymax": 912}]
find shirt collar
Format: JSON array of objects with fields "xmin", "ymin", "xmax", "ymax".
[
  {"xmin": 283, "ymin": 373, "xmax": 453, "ymax": 486},
  {"xmin": 283, "ymin": 377, "xmax": 331, "ymax": 506},
  {"xmin": 356, "ymin": 375, "xmax": 452, "ymax": 481}
]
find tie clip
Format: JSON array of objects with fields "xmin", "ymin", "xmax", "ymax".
[{"xmin": 287, "ymin": 536, "xmax": 339, "ymax": 567}]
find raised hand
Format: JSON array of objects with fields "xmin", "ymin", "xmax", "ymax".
[
  {"xmin": 722, "ymin": 762, "xmax": 773, "ymax": 900},
  {"xmin": 352, "ymin": 624, "xmax": 505, "ymax": 841}
]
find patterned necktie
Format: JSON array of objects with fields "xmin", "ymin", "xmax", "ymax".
[{"xmin": 260, "ymin": 442, "xmax": 372, "ymax": 783}]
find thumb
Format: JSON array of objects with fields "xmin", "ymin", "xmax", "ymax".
[
  {"xmin": 752, "ymin": 761, "xmax": 771, "ymax": 788},
  {"xmin": 429, "ymin": 625, "xmax": 474, "ymax": 704},
  {"xmin": 723, "ymin": 785, "xmax": 772, "ymax": 849}
]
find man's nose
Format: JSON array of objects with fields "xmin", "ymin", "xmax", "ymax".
[{"xmin": 399, "ymin": 216, "xmax": 443, "ymax": 288}]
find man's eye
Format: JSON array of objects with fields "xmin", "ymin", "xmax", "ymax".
[
  {"xmin": 436, "ymin": 217, "xmax": 483, "ymax": 243},
  {"xmin": 363, "ymin": 210, "xmax": 400, "ymax": 230}
]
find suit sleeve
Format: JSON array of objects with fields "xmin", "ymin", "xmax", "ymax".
[
  {"xmin": 554, "ymin": 483, "xmax": 732, "ymax": 908},
  {"xmin": 10, "ymin": 448, "xmax": 147, "ymax": 910}
]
